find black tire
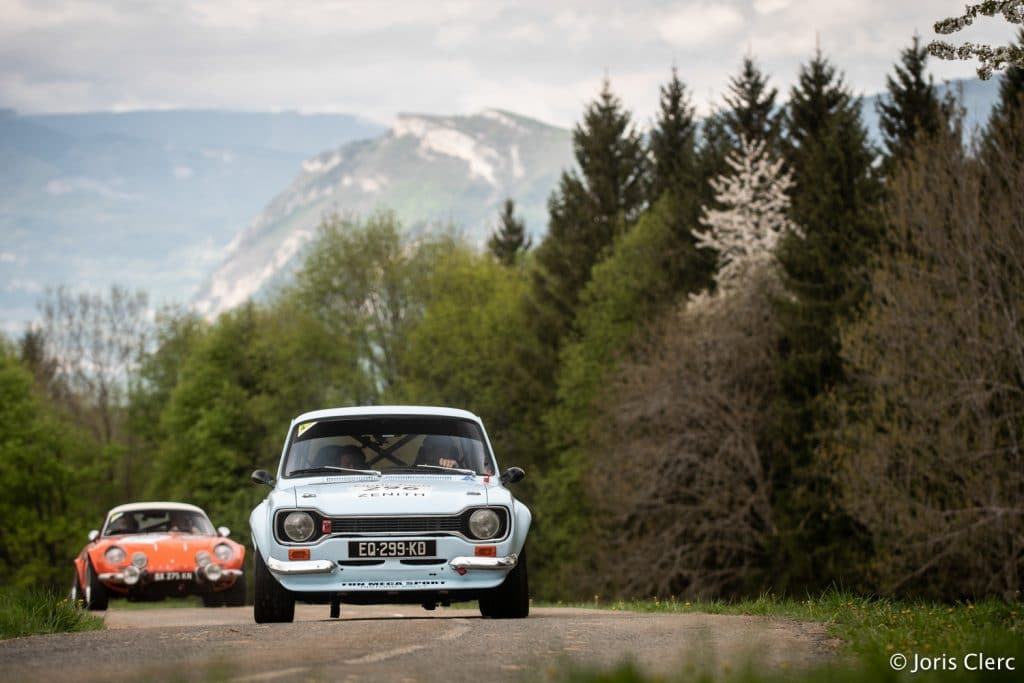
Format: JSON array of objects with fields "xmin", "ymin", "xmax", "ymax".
[
  {"xmin": 84, "ymin": 558, "xmax": 108, "ymax": 611},
  {"xmin": 201, "ymin": 592, "xmax": 224, "ymax": 608},
  {"xmin": 253, "ymin": 550, "xmax": 294, "ymax": 623},
  {"xmin": 479, "ymin": 546, "xmax": 529, "ymax": 618},
  {"xmin": 222, "ymin": 574, "xmax": 247, "ymax": 607}
]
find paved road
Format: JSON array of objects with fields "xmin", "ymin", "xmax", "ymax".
[{"xmin": 0, "ymin": 604, "xmax": 836, "ymax": 682}]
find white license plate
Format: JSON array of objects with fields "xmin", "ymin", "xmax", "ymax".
[
  {"xmin": 152, "ymin": 571, "xmax": 193, "ymax": 581},
  {"xmin": 349, "ymin": 540, "xmax": 436, "ymax": 558}
]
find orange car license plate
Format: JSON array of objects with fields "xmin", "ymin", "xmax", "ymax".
[{"xmin": 153, "ymin": 571, "xmax": 193, "ymax": 581}]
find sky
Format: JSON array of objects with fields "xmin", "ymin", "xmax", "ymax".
[{"xmin": 0, "ymin": 0, "xmax": 1019, "ymax": 127}]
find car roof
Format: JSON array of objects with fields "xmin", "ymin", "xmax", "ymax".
[
  {"xmin": 291, "ymin": 405, "xmax": 482, "ymax": 425},
  {"xmin": 106, "ymin": 502, "xmax": 207, "ymax": 516}
]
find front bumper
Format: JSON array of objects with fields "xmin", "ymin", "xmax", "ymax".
[
  {"xmin": 267, "ymin": 558, "xmax": 336, "ymax": 575},
  {"xmin": 449, "ymin": 554, "xmax": 517, "ymax": 570},
  {"xmin": 265, "ymin": 554, "xmax": 518, "ymax": 575},
  {"xmin": 99, "ymin": 567, "xmax": 242, "ymax": 585}
]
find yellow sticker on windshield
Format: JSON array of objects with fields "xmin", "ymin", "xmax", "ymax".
[{"xmin": 297, "ymin": 421, "xmax": 316, "ymax": 437}]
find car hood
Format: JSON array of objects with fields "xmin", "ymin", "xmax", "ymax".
[
  {"xmin": 102, "ymin": 533, "xmax": 229, "ymax": 552},
  {"xmin": 285, "ymin": 475, "xmax": 491, "ymax": 515}
]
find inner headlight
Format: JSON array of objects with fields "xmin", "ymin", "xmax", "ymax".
[
  {"xmin": 131, "ymin": 551, "xmax": 147, "ymax": 568},
  {"xmin": 468, "ymin": 509, "xmax": 501, "ymax": 539},
  {"xmin": 105, "ymin": 546, "xmax": 126, "ymax": 564},
  {"xmin": 123, "ymin": 565, "xmax": 140, "ymax": 585},
  {"xmin": 195, "ymin": 551, "xmax": 212, "ymax": 567},
  {"xmin": 283, "ymin": 511, "xmax": 315, "ymax": 542},
  {"xmin": 214, "ymin": 543, "xmax": 233, "ymax": 561}
]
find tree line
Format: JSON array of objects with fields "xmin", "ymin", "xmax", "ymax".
[{"xmin": 2, "ymin": 33, "xmax": 1022, "ymax": 601}]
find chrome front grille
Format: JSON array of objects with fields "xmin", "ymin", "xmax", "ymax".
[{"xmin": 329, "ymin": 516, "xmax": 464, "ymax": 535}]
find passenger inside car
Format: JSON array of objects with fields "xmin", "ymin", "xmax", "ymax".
[{"xmin": 312, "ymin": 444, "xmax": 368, "ymax": 469}]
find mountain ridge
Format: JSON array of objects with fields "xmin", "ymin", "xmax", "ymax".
[{"xmin": 192, "ymin": 108, "xmax": 574, "ymax": 317}]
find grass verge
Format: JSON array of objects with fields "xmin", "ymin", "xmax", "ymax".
[
  {"xmin": 0, "ymin": 587, "xmax": 104, "ymax": 639},
  {"xmin": 544, "ymin": 590, "xmax": 1023, "ymax": 682}
]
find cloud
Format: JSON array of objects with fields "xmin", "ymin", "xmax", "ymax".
[
  {"xmin": 1, "ymin": 0, "xmax": 1021, "ymax": 128},
  {"xmin": 753, "ymin": 0, "xmax": 791, "ymax": 14},
  {"xmin": 659, "ymin": 4, "xmax": 744, "ymax": 48}
]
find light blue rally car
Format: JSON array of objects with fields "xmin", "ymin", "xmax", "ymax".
[{"xmin": 249, "ymin": 406, "xmax": 530, "ymax": 623}]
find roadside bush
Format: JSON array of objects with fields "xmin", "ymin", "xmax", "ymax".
[{"xmin": 0, "ymin": 588, "xmax": 102, "ymax": 639}]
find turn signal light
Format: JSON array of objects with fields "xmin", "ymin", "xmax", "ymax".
[
  {"xmin": 474, "ymin": 545, "xmax": 497, "ymax": 557},
  {"xmin": 288, "ymin": 548, "xmax": 310, "ymax": 561}
]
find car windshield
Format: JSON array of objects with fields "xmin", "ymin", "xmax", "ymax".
[
  {"xmin": 283, "ymin": 416, "xmax": 496, "ymax": 478},
  {"xmin": 103, "ymin": 509, "xmax": 216, "ymax": 536}
]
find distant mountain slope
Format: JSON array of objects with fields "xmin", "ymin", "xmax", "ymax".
[
  {"xmin": 193, "ymin": 110, "xmax": 573, "ymax": 317},
  {"xmin": 860, "ymin": 77, "xmax": 1001, "ymax": 146},
  {"xmin": 0, "ymin": 109, "xmax": 384, "ymax": 333}
]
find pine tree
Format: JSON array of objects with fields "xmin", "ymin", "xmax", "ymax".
[
  {"xmin": 531, "ymin": 78, "xmax": 647, "ymax": 342},
  {"xmin": 648, "ymin": 67, "xmax": 716, "ymax": 298},
  {"xmin": 771, "ymin": 49, "xmax": 882, "ymax": 590},
  {"xmin": 877, "ymin": 35, "xmax": 950, "ymax": 169},
  {"xmin": 722, "ymin": 56, "xmax": 781, "ymax": 148},
  {"xmin": 695, "ymin": 111, "xmax": 734, "ymax": 206},
  {"xmin": 488, "ymin": 198, "xmax": 531, "ymax": 266},
  {"xmin": 981, "ymin": 29, "xmax": 1024, "ymax": 167},
  {"xmin": 694, "ymin": 136, "xmax": 798, "ymax": 296},
  {"xmin": 649, "ymin": 67, "xmax": 698, "ymax": 202}
]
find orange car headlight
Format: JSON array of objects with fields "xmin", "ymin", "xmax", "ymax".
[
  {"xmin": 214, "ymin": 543, "xmax": 233, "ymax": 562},
  {"xmin": 105, "ymin": 546, "xmax": 125, "ymax": 564}
]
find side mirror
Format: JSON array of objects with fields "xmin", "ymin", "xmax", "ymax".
[
  {"xmin": 88, "ymin": 529, "xmax": 99, "ymax": 542},
  {"xmin": 499, "ymin": 467, "xmax": 525, "ymax": 485},
  {"xmin": 217, "ymin": 526, "xmax": 231, "ymax": 537},
  {"xmin": 251, "ymin": 469, "xmax": 275, "ymax": 487}
]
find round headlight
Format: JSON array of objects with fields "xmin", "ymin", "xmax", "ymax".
[
  {"xmin": 195, "ymin": 551, "xmax": 212, "ymax": 567},
  {"xmin": 283, "ymin": 511, "xmax": 315, "ymax": 542},
  {"xmin": 468, "ymin": 509, "xmax": 501, "ymax": 539},
  {"xmin": 214, "ymin": 543, "xmax": 233, "ymax": 562},
  {"xmin": 131, "ymin": 551, "xmax": 147, "ymax": 569},
  {"xmin": 123, "ymin": 565, "xmax": 140, "ymax": 585},
  {"xmin": 204, "ymin": 563, "xmax": 223, "ymax": 581},
  {"xmin": 105, "ymin": 546, "xmax": 126, "ymax": 564}
]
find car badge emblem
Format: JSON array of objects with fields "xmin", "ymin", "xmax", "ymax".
[{"xmin": 301, "ymin": 492, "xmax": 317, "ymax": 498}]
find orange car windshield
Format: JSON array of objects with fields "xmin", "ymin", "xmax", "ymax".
[{"xmin": 103, "ymin": 509, "xmax": 216, "ymax": 536}]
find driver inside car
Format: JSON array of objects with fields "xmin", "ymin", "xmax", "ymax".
[{"xmin": 414, "ymin": 435, "xmax": 461, "ymax": 469}]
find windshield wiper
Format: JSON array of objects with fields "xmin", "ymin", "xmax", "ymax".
[
  {"xmin": 288, "ymin": 466, "xmax": 381, "ymax": 477},
  {"xmin": 414, "ymin": 464, "xmax": 476, "ymax": 475}
]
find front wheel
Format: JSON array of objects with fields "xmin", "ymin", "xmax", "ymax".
[
  {"xmin": 69, "ymin": 568, "xmax": 83, "ymax": 604},
  {"xmin": 222, "ymin": 574, "xmax": 247, "ymax": 607},
  {"xmin": 84, "ymin": 558, "xmax": 108, "ymax": 611},
  {"xmin": 253, "ymin": 551, "xmax": 294, "ymax": 623},
  {"xmin": 479, "ymin": 547, "xmax": 529, "ymax": 618}
]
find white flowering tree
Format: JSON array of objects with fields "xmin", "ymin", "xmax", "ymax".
[
  {"xmin": 693, "ymin": 136, "xmax": 798, "ymax": 299},
  {"xmin": 928, "ymin": 1, "xmax": 1024, "ymax": 79}
]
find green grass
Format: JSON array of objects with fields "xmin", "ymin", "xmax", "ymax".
[
  {"xmin": 108, "ymin": 596, "xmax": 204, "ymax": 610},
  {"xmin": 0, "ymin": 588, "xmax": 104, "ymax": 639},
  {"xmin": 543, "ymin": 590, "xmax": 1023, "ymax": 682}
]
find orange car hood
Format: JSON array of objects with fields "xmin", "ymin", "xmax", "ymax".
[{"xmin": 90, "ymin": 533, "xmax": 242, "ymax": 568}]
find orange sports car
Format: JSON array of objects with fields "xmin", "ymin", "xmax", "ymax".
[{"xmin": 71, "ymin": 501, "xmax": 246, "ymax": 610}]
